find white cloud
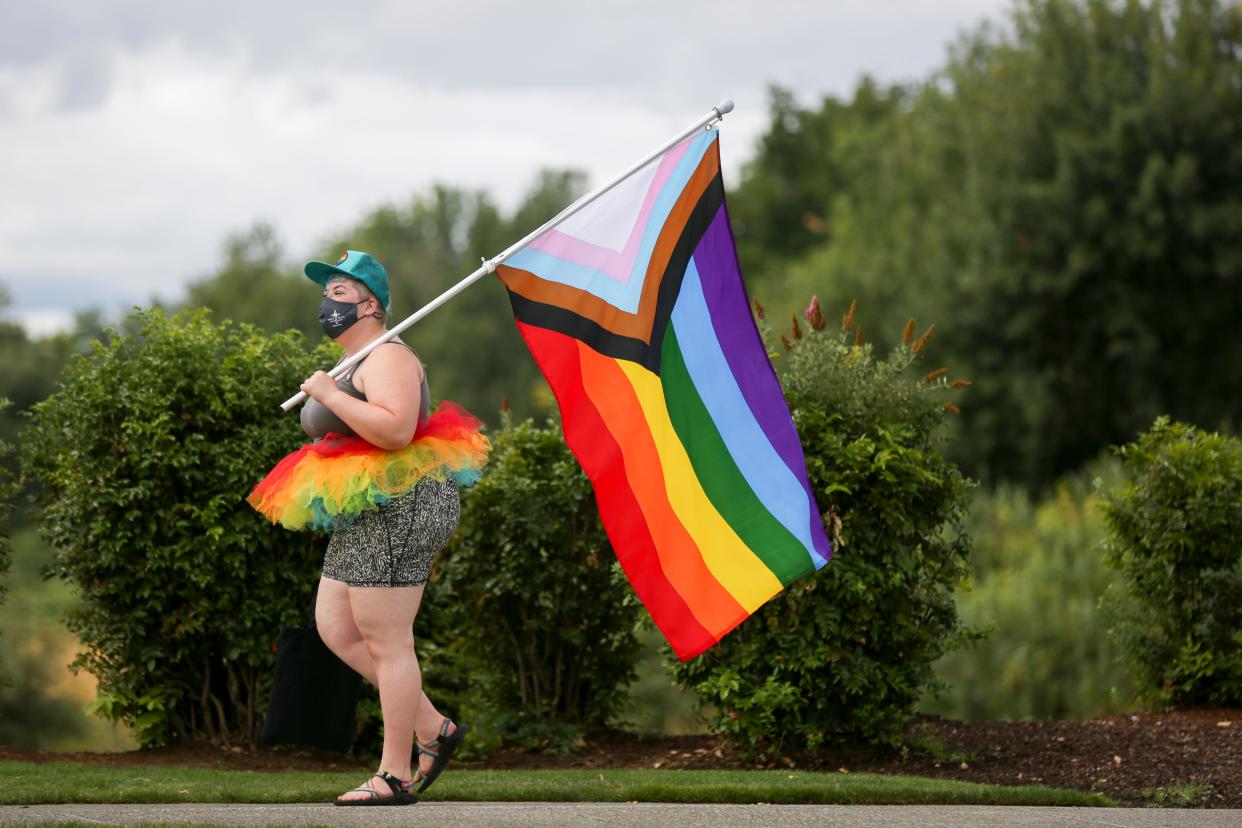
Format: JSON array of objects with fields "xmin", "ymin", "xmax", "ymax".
[
  {"xmin": 6, "ymin": 308, "xmax": 76, "ymax": 338},
  {"xmin": 0, "ymin": 0, "xmax": 1012, "ymax": 337}
]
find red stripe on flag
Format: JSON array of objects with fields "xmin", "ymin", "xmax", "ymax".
[
  {"xmin": 573, "ymin": 340, "xmax": 751, "ymax": 638},
  {"xmin": 518, "ymin": 322, "xmax": 717, "ymax": 660}
]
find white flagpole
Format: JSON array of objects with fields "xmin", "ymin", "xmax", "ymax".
[{"xmin": 280, "ymin": 98, "xmax": 735, "ymax": 412}]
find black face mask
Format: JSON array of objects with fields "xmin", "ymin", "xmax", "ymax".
[{"xmin": 319, "ymin": 296, "xmax": 363, "ymax": 338}]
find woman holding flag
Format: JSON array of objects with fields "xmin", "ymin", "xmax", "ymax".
[
  {"xmin": 250, "ymin": 99, "xmax": 827, "ymax": 803},
  {"xmin": 248, "ymin": 250, "xmax": 489, "ymax": 805}
]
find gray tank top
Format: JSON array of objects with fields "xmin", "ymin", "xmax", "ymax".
[{"xmin": 300, "ymin": 341, "xmax": 430, "ymax": 440}]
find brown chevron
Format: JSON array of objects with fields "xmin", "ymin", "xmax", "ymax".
[{"xmin": 496, "ymin": 141, "xmax": 721, "ymax": 346}]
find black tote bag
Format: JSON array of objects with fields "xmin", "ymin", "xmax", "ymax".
[{"xmin": 261, "ymin": 586, "xmax": 362, "ymax": 752}]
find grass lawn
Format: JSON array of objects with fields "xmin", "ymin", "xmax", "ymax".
[{"xmin": 0, "ymin": 762, "xmax": 1112, "ymax": 806}]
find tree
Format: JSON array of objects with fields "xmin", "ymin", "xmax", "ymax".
[
  {"xmin": 23, "ymin": 309, "xmax": 335, "ymax": 747},
  {"xmin": 184, "ymin": 172, "xmax": 591, "ymax": 429},
  {"xmin": 184, "ymin": 224, "xmax": 313, "ymax": 339},
  {"xmin": 0, "ymin": 286, "xmax": 96, "ymax": 455},
  {"xmin": 933, "ymin": 0, "xmax": 1242, "ymax": 483},
  {"xmin": 0, "ymin": 400, "xmax": 14, "ymax": 628},
  {"xmin": 730, "ymin": 82, "xmax": 912, "ymax": 290},
  {"xmin": 731, "ymin": 0, "xmax": 1242, "ymax": 486}
]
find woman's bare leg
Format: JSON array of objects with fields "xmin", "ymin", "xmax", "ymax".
[
  {"xmin": 332, "ymin": 583, "xmax": 428, "ymax": 800},
  {"xmin": 316, "ymin": 576, "xmax": 453, "ymax": 753}
]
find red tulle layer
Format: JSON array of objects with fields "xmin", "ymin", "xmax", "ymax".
[{"xmin": 247, "ymin": 400, "xmax": 490, "ymax": 531}]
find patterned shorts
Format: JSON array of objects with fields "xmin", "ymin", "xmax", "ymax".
[{"xmin": 322, "ymin": 476, "xmax": 460, "ymax": 587}]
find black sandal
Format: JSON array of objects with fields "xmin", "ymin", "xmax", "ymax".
[
  {"xmin": 415, "ymin": 718, "xmax": 467, "ymax": 793},
  {"xmin": 333, "ymin": 770, "xmax": 418, "ymax": 806}
]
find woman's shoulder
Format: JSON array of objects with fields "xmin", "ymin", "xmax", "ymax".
[{"xmin": 369, "ymin": 339, "xmax": 424, "ymax": 382}]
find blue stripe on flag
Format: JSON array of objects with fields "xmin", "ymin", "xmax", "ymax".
[
  {"xmin": 504, "ymin": 130, "xmax": 716, "ymax": 313},
  {"xmin": 670, "ymin": 258, "xmax": 828, "ymax": 567}
]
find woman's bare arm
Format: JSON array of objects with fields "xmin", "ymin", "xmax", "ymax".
[{"xmin": 302, "ymin": 343, "xmax": 422, "ymax": 450}]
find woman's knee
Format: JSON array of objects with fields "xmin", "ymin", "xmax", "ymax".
[
  {"xmin": 315, "ymin": 580, "xmax": 361, "ymax": 649},
  {"xmin": 360, "ymin": 625, "xmax": 415, "ymax": 663}
]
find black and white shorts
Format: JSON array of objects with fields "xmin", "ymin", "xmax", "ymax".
[{"xmin": 322, "ymin": 476, "xmax": 460, "ymax": 587}]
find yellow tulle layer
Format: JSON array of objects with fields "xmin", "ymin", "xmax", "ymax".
[{"xmin": 247, "ymin": 402, "xmax": 490, "ymax": 532}]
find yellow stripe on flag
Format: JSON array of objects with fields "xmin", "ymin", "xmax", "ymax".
[{"xmin": 617, "ymin": 359, "xmax": 781, "ymax": 611}]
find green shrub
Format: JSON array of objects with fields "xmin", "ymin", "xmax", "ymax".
[
  {"xmin": 424, "ymin": 415, "xmax": 643, "ymax": 751},
  {"xmin": 1100, "ymin": 417, "xmax": 1242, "ymax": 707},
  {"xmin": 0, "ymin": 399, "xmax": 16, "ymax": 679},
  {"xmin": 22, "ymin": 308, "xmax": 336, "ymax": 747},
  {"xmin": 671, "ymin": 301, "xmax": 975, "ymax": 752},
  {"xmin": 924, "ymin": 459, "xmax": 1135, "ymax": 720}
]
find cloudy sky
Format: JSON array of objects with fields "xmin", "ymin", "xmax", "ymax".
[{"xmin": 0, "ymin": 0, "xmax": 1010, "ymax": 336}]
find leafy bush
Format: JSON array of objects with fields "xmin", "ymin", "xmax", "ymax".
[
  {"xmin": 422, "ymin": 415, "xmax": 643, "ymax": 751},
  {"xmin": 22, "ymin": 309, "xmax": 336, "ymax": 747},
  {"xmin": 925, "ymin": 458, "xmax": 1135, "ymax": 720},
  {"xmin": 1100, "ymin": 417, "xmax": 1242, "ymax": 707},
  {"xmin": 0, "ymin": 400, "xmax": 16, "ymax": 674},
  {"xmin": 671, "ymin": 300, "xmax": 975, "ymax": 752}
]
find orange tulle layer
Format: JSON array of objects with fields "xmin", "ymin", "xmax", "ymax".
[{"xmin": 247, "ymin": 400, "xmax": 490, "ymax": 532}]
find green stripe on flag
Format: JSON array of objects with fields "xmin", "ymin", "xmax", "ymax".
[{"xmin": 660, "ymin": 324, "xmax": 811, "ymax": 585}]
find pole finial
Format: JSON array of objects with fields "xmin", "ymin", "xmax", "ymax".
[{"xmin": 713, "ymin": 99, "xmax": 735, "ymax": 118}]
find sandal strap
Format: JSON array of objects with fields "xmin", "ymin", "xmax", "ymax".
[
  {"xmin": 375, "ymin": 770, "xmax": 413, "ymax": 796},
  {"xmin": 416, "ymin": 717, "xmax": 454, "ymax": 755},
  {"xmin": 338, "ymin": 771, "xmax": 414, "ymax": 803}
]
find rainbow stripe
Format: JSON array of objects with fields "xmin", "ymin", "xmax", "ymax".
[
  {"xmin": 248, "ymin": 401, "xmax": 490, "ymax": 532},
  {"xmin": 498, "ymin": 129, "xmax": 830, "ymax": 660}
]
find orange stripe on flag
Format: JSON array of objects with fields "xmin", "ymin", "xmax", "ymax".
[{"xmin": 576, "ymin": 341, "xmax": 748, "ymax": 639}]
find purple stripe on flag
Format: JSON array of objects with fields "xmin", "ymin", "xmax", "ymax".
[{"xmin": 692, "ymin": 202, "xmax": 832, "ymax": 563}]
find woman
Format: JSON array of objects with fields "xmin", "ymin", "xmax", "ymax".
[{"xmin": 248, "ymin": 250, "xmax": 489, "ymax": 806}]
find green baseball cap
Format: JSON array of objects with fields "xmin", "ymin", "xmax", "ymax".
[{"xmin": 304, "ymin": 250, "xmax": 391, "ymax": 313}]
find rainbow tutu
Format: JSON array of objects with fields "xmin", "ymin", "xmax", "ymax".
[{"xmin": 247, "ymin": 400, "xmax": 490, "ymax": 532}]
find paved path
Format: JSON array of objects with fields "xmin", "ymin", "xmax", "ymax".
[{"xmin": 2, "ymin": 804, "xmax": 1240, "ymax": 826}]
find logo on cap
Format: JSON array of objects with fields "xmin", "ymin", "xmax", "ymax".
[{"xmin": 336, "ymin": 252, "xmax": 349, "ymax": 265}]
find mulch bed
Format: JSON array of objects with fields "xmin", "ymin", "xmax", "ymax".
[{"xmin": 4, "ymin": 710, "xmax": 1238, "ymax": 807}]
